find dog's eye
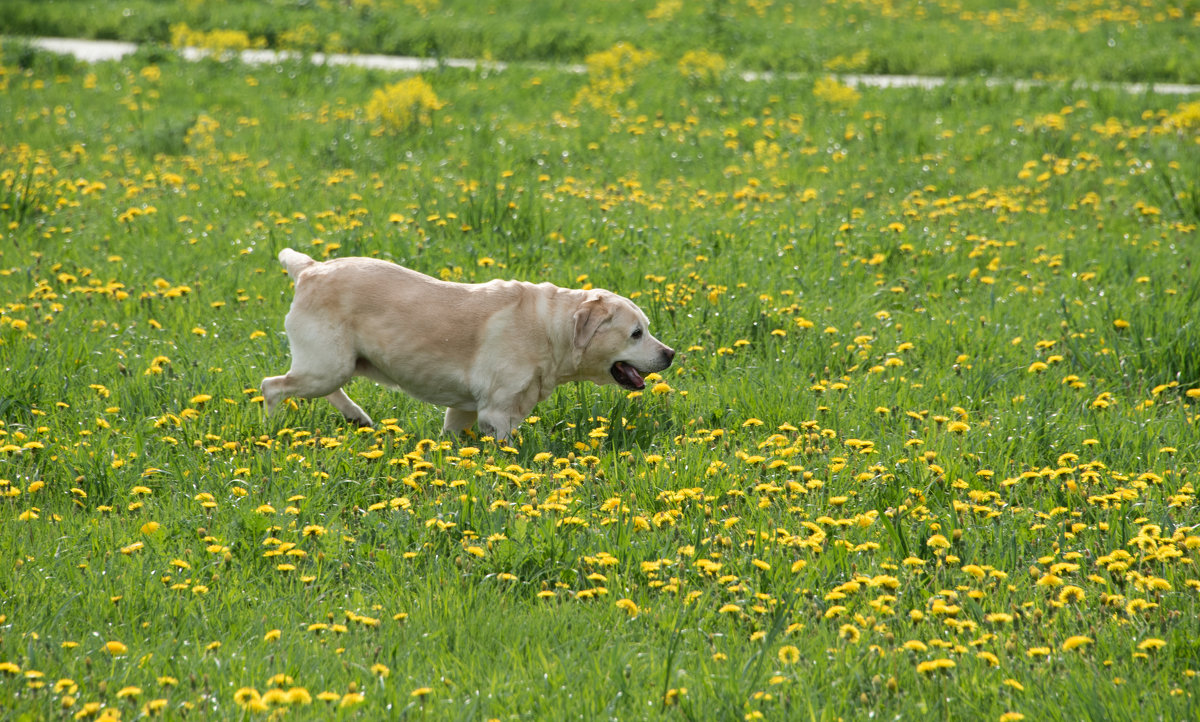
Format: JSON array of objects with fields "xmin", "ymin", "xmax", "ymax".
[{"xmin": 631, "ymin": 328, "xmax": 643, "ymax": 340}]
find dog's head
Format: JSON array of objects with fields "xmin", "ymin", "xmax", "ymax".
[{"xmin": 572, "ymin": 291, "xmax": 674, "ymax": 390}]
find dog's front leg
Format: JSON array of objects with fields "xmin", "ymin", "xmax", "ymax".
[
  {"xmin": 443, "ymin": 407, "xmax": 478, "ymax": 437},
  {"xmin": 476, "ymin": 409, "xmax": 520, "ymax": 442}
]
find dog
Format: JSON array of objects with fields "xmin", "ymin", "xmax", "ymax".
[{"xmin": 261, "ymin": 249, "xmax": 675, "ymax": 441}]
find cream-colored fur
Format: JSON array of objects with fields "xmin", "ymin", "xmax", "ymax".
[{"xmin": 262, "ymin": 249, "xmax": 675, "ymax": 441}]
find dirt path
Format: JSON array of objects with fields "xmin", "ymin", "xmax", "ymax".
[{"xmin": 26, "ymin": 36, "xmax": 1200, "ymax": 96}]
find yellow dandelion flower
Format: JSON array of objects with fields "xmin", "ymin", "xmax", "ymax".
[
  {"xmin": 1137, "ymin": 638, "xmax": 1166, "ymax": 651},
  {"xmin": 977, "ymin": 651, "xmax": 1000, "ymax": 667},
  {"xmin": 961, "ymin": 564, "xmax": 986, "ymax": 580},
  {"xmin": 916, "ymin": 658, "xmax": 955, "ymax": 674},
  {"xmin": 105, "ymin": 641, "xmax": 128, "ymax": 656},
  {"xmin": 1062, "ymin": 635, "xmax": 1092, "ymax": 651},
  {"xmin": 777, "ymin": 645, "xmax": 801, "ymax": 664},
  {"xmin": 1058, "ymin": 586, "xmax": 1085, "ymax": 604},
  {"xmin": 615, "ymin": 598, "xmax": 639, "ymax": 617},
  {"xmin": 285, "ymin": 687, "xmax": 312, "ymax": 705},
  {"xmin": 926, "ymin": 534, "xmax": 950, "ymax": 549}
]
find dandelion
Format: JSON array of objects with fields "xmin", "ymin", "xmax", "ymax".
[
  {"xmin": 234, "ymin": 688, "xmax": 261, "ymax": 708},
  {"xmin": 1058, "ymin": 586, "xmax": 1086, "ymax": 604},
  {"xmin": 105, "ymin": 641, "xmax": 128, "ymax": 656},
  {"xmin": 1062, "ymin": 635, "xmax": 1093, "ymax": 651},
  {"xmin": 777, "ymin": 645, "xmax": 801, "ymax": 664},
  {"xmin": 916, "ymin": 658, "xmax": 956, "ymax": 674},
  {"xmin": 1036, "ymin": 573, "xmax": 1064, "ymax": 588},
  {"xmin": 678, "ymin": 50, "xmax": 726, "ymax": 85},
  {"xmin": 411, "ymin": 687, "xmax": 433, "ymax": 698},
  {"xmin": 1137, "ymin": 638, "xmax": 1166, "ymax": 651},
  {"xmin": 615, "ymin": 598, "xmax": 639, "ymax": 618},
  {"xmin": 366, "ymin": 77, "xmax": 446, "ymax": 134},
  {"xmin": 977, "ymin": 651, "xmax": 1000, "ymax": 667},
  {"xmin": 926, "ymin": 534, "xmax": 951, "ymax": 550},
  {"xmin": 813, "ymin": 76, "xmax": 861, "ymax": 108}
]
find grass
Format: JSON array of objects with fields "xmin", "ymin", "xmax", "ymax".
[
  {"xmin": 3, "ymin": 0, "xmax": 1200, "ymax": 83},
  {"xmin": 1, "ymin": 15, "xmax": 1199, "ymax": 722}
]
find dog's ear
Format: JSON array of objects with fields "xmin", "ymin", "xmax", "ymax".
[{"xmin": 573, "ymin": 295, "xmax": 611, "ymax": 350}]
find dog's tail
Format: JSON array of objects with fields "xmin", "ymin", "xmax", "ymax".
[{"xmin": 278, "ymin": 248, "xmax": 317, "ymax": 280}]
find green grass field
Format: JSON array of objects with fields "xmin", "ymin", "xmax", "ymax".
[
  {"xmin": 2, "ymin": 8, "xmax": 1200, "ymax": 721},
  {"xmin": 5, "ymin": 0, "xmax": 1200, "ymax": 83}
]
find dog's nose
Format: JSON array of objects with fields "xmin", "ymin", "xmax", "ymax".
[{"xmin": 663, "ymin": 347, "xmax": 676, "ymax": 365}]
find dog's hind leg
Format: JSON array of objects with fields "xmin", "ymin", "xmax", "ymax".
[{"xmin": 262, "ymin": 312, "xmax": 371, "ymax": 426}]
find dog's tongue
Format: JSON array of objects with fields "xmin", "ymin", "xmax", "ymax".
[{"xmin": 612, "ymin": 362, "xmax": 645, "ymax": 389}]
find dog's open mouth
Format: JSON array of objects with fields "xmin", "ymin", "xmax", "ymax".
[{"xmin": 611, "ymin": 361, "xmax": 646, "ymax": 390}]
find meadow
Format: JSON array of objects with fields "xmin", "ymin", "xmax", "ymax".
[
  {"xmin": 5, "ymin": 0, "xmax": 1200, "ymax": 83},
  {"xmin": 2, "ymin": 9, "xmax": 1200, "ymax": 722}
]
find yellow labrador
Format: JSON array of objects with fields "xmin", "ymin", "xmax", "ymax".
[{"xmin": 262, "ymin": 248, "xmax": 675, "ymax": 441}]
